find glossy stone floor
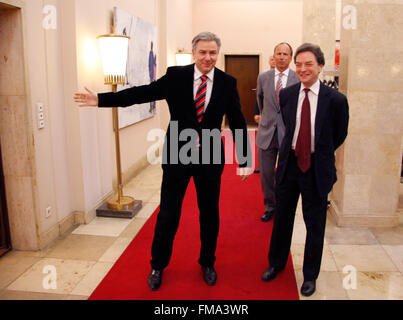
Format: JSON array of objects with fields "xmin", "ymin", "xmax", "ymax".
[{"xmin": 0, "ymin": 164, "xmax": 402, "ymax": 300}]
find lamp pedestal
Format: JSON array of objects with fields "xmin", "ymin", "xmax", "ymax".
[{"xmin": 96, "ymin": 200, "xmax": 142, "ymax": 219}]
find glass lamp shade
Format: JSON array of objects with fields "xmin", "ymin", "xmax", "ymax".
[
  {"xmin": 97, "ymin": 34, "xmax": 130, "ymax": 85},
  {"xmin": 175, "ymin": 52, "xmax": 192, "ymax": 66}
]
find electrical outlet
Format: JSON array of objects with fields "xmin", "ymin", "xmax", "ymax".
[
  {"xmin": 45, "ymin": 206, "xmax": 51, "ymax": 218},
  {"xmin": 36, "ymin": 103, "xmax": 44, "ymax": 113},
  {"xmin": 38, "ymin": 120, "xmax": 45, "ymax": 129}
]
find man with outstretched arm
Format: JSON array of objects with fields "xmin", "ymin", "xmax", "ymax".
[{"xmin": 74, "ymin": 32, "xmax": 252, "ymax": 291}]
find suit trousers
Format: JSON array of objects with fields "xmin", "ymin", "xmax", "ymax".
[
  {"xmin": 150, "ymin": 164, "xmax": 221, "ymax": 271},
  {"xmin": 268, "ymin": 151, "xmax": 328, "ymax": 281},
  {"xmin": 258, "ymin": 130, "xmax": 279, "ymax": 214}
]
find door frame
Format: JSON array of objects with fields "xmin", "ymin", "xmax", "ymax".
[
  {"xmin": 0, "ymin": 0, "xmax": 40, "ymax": 251},
  {"xmin": 0, "ymin": 144, "xmax": 11, "ymax": 257}
]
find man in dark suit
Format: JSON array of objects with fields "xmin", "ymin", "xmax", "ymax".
[
  {"xmin": 261, "ymin": 43, "xmax": 349, "ymax": 297},
  {"xmin": 74, "ymin": 32, "xmax": 252, "ymax": 291}
]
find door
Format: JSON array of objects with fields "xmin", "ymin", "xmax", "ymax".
[
  {"xmin": 0, "ymin": 143, "xmax": 11, "ymax": 257},
  {"xmin": 225, "ymin": 55, "xmax": 259, "ymax": 125}
]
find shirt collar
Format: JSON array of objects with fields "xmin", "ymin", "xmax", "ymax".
[
  {"xmin": 275, "ymin": 67, "xmax": 290, "ymax": 77},
  {"xmin": 300, "ymin": 79, "xmax": 320, "ymax": 96},
  {"xmin": 194, "ymin": 65, "xmax": 215, "ymax": 81}
]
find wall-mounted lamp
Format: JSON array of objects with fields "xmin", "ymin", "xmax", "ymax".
[{"xmin": 175, "ymin": 49, "xmax": 192, "ymax": 66}]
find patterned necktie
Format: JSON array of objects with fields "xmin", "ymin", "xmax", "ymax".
[
  {"xmin": 275, "ymin": 72, "xmax": 283, "ymax": 108},
  {"xmin": 295, "ymin": 88, "xmax": 311, "ymax": 173},
  {"xmin": 195, "ymin": 75, "xmax": 208, "ymax": 122}
]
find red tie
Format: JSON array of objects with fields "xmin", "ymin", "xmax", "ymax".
[
  {"xmin": 195, "ymin": 75, "xmax": 208, "ymax": 122},
  {"xmin": 295, "ymin": 88, "xmax": 311, "ymax": 173}
]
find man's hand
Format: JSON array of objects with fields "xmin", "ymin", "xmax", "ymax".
[
  {"xmin": 237, "ymin": 167, "xmax": 253, "ymax": 181},
  {"xmin": 74, "ymin": 87, "xmax": 98, "ymax": 107},
  {"xmin": 254, "ymin": 115, "xmax": 261, "ymax": 124}
]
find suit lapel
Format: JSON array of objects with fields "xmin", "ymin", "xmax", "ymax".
[
  {"xmin": 185, "ymin": 63, "xmax": 195, "ymax": 98},
  {"xmin": 202, "ymin": 67, "xmax": 224, "ymax": 120},
  {"xmin": 273, "ymin": 69, "xmax": 295, "ymax": 110},
  {"xmin": 288, "ymin": 84, "xmax": 301, "ymax": 135},
  {"xmin": 184, "ymin": 64, "xmax": 199, "ymax": 120},
  {"xmin": 269, "ymin": 70, "xmax": 277, "ymax": 107},
  {"xmin": 285, "ymin": 70, "xmax": 297, "ymax": 87},
  {"xmin": 315, "ymin": 82, "xmax": 331, "ymax": 146}
]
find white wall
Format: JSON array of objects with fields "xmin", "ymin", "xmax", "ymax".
[
  {"xmin": 72, "ymin": 0, "xmax": 162, "ymax": 214},
  {"xmin": 166, "ymin": 0, "xmax": 194, "ymax": 66},
  {"xmin": 24, "ymin": 0, "xmax": 72, "ymax": 233},
  {"xmin": 159, "ymin": 0, "xmax": 194, "ymax": 129},
  {"xmin": 22, "ymin": 0, "xmax": 167, "ymax": 240},
  {"xmin": 192, "ymin": 0, "xmax": 303, "ymax": 72}
]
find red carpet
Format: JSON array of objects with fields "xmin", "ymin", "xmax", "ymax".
[{"xmin": 89, "ymin": 130, "xmax": 299, "ymax": 300}]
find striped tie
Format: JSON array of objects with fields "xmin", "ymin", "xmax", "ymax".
[
  {"xmin": 195, "ymin": 75, "xmax": 208, "ymax": 122},
  {"xmin": 275, "ymin": 72, "xmax": 283, "ymax": 108}
]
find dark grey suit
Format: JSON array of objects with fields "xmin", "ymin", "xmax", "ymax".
[{"xmin": 256, "ymin": 68, "xmax": 299, "ymax": 214}]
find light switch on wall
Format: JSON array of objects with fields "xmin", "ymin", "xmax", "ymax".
[{"xmin": 36, "ymin": 103, "xmax": 45, "ymax": 129}]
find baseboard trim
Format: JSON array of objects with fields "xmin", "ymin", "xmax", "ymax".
[
  {"xmin": 329, "ymin": 201, "xmax": 400, "ymax": 227},
  {"xmin": 36, "ymin": 159, "xmax": 150, "ymax": 249},
  {"xmin": 37, "ymin": 211, "xmax": 78, "ymax": 249}
]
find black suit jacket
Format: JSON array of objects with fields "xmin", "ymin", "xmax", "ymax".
[
  {"xmin": 276, "ymin": 82, "xmax": 349, "ymax": 197},
  {"xmin": 98, "ymin": 64, "xmax": 250, "ymax": 178}
]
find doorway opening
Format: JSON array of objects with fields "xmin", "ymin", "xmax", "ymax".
[
  {"xmin": 1, "ymin": 1, "xmax": 38, "ymax": 253},
  {"xmin": 224, "ymin": 55, "xmax": 260, "ymax": 126}
]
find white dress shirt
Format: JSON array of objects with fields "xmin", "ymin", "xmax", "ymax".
[
  {"xmin": 194, "ymin": 65, "xmax": 215, "ymax": 110},
  {"xmin": 292, "ymin": 79, "xmax": 321, "ymax": 153},
  {"xmin": 275, "ymin": 67, "xmax": 290, "ymax": 87}
]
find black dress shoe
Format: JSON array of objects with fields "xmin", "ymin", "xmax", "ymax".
[
  {"xmin": 261, "ymin": 211, "xmax": 274, "ymax": 222},
  {"xmin": 202, "ymin": 266, "xmax": 217, "ymax": 286},
  {"xmin": 300, "ymin": 280, "xmax": 316, "ymax": 297},
  {"xmin": 147, "ymin": 269, "xmax": 162, "ymax": 291},
  {"xmin": 261, "ymin": 266, "xmax": 282, "ymax": 281}
]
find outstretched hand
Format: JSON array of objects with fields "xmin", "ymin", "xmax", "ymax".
[
  {"xmin": 238, "ymin": 167, "xmax": 253, "ymax": 181},
  {"xmin": 74, "ymin": 87, "xmax": 98, "ymax": 107}
]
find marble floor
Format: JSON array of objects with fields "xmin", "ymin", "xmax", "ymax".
[{"xmin": 0, "ymin": 163, "xmax": 402, "ymax": 300}]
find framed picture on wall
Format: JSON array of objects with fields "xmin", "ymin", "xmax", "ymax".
[{"xmin": 114, "ymin": 7, "xmax": 157, "ymax": 129}]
